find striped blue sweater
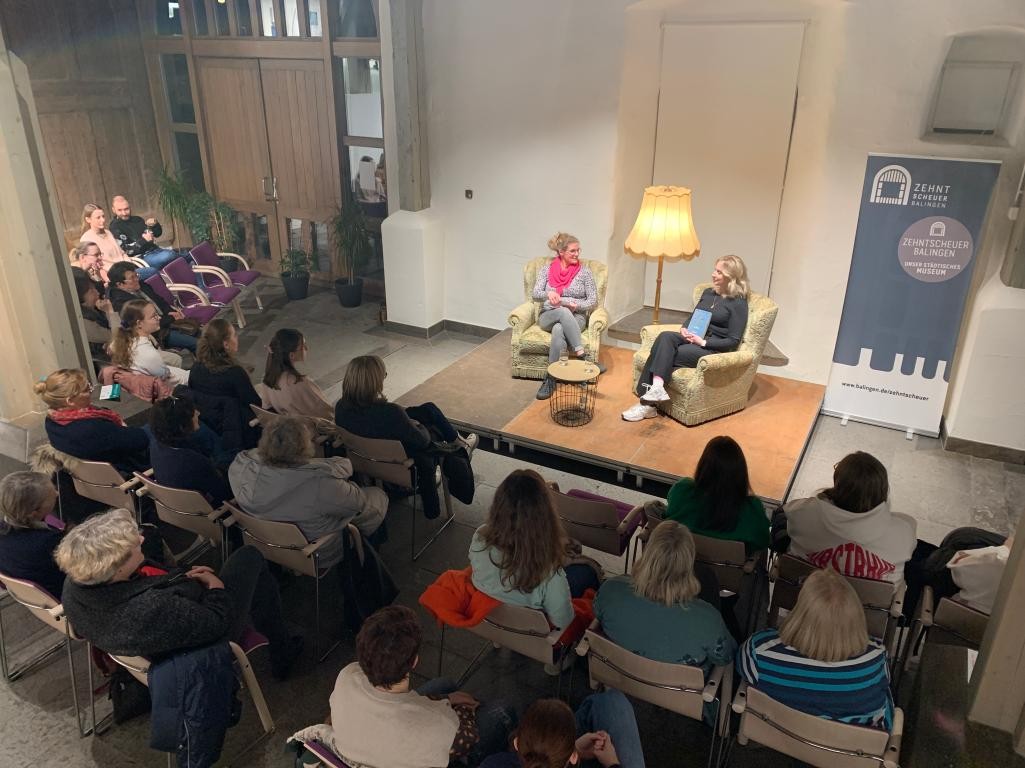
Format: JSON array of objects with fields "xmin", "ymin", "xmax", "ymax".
[{"xmin": 738, "ymin": 629, "xmax": 894, "ymax": 730}]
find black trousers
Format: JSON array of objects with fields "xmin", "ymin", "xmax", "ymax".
[
  {"xmin": 220, "ymin": 545, "xmax": 291, "ymax": 660},
  {"xmin": 634, "ymin": 331, "xmax": 714, "ymax": 396}
]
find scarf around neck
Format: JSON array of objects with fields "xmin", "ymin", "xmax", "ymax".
[
  {"xmin": 48, "ymin": 405, "xmax": 125, "ymax": 428},
  {"xmin": 547, "ymin": 257, "xmax": 582, "ymax": 295}
]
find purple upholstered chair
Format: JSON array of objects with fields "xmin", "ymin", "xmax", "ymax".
[
  {"xmin": 190, "ymin": 241, "xmax": 263, "ymax": 310},
  {"xmin": 162, "ymin": 257, "xmax": 246, "ymax": 328},
  {"xmin": 144, "ymin": 273, "xmax": 221, "ymax": 326},
  {"xmin": 552, "ymin": 489, "xmax": 646, "ymax": 573}
]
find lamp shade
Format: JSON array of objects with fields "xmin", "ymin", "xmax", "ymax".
[{"xmin": 624, "ymin": 185, "xmax": 700, "ymax": 261}]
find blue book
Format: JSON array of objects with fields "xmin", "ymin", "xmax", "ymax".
[{"xmin": 687, "ymin": 308, "xmax": 711, "ymax": 338}]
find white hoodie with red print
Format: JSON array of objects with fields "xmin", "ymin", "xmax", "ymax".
[{"xmin": 785, "ymin": 494, "xmax": 917, "ymax": 583}]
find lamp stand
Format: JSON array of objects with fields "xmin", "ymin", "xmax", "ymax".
[{"xmin": 652, "ymin": 255, "xmax": 664, "ymax": 324}]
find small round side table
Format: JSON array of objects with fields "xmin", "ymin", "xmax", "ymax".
[{"xmin": 546, "ymin": 359, "xmax": 601, "ymax": 427}]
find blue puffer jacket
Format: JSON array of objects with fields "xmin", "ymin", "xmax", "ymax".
[{"xmin": 148, "ymin": 643, "xmax": 241, "ymax": 768}]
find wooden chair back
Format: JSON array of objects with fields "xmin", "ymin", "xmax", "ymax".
[
  {"xmin": 467, "ymin": 603, "xmax": 561, "ymax": 666},
  {"xmin": 334, "ymin": 428, "xmax": 415, "ymax": 491},
  {"xmin": 552, "ymin": 491, "xmax": 625, "ymax": 556}
]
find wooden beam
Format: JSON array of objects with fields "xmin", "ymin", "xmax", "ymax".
[
  {"xmin": 226, "ymin": 0, "xmax": 240, "ymax": 37},
  {"xmin": 271, "ymin": 0, "xmax": 284, "ymax": 38},
  {"xmin": 190, "ymin": 37, "xmax": 322, "ymax": 57},
  {"xmin": 248, "ymin": 0, "xmax": 259, "ymax": 36},
  {"xmin": 297, "ymin": 0, "xmax": 311, "ymax": 37},
  {"xmin": 331, "ymin": 40, "xmax": 381, "ymax": 58}
]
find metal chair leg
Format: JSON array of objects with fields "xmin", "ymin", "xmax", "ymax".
[
  {"xmin": 411, "ymin": 471, "xmax": 456, "ymax": 562},
  {"xmin": 438, "ymin": 624, "xmax": 445, "ymax": 678},
  {"xmin": 455, "ymin": 640, "xmax": 493, "ymax": 688}
]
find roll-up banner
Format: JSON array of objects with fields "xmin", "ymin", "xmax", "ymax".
[{"xmin": 823, "ymin": 154, "xmax": 1000, "ymax": 437}]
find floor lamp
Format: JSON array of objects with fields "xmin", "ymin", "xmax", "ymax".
[{"xmin": 624, "ymin": 185, "xmax": 701, "ymax": 324}]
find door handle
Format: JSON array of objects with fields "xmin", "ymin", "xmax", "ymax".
[
  {"xmin": 270, "ymin": 176, "xmax": 279, "ymax": 201},
  {"xmin": 260, "ymin": 176, "xmax": 272, "ymax": 200}
]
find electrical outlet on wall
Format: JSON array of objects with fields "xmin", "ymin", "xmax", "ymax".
[{"xmin": 465, "ymin": 189, "xmax": 473, "ymax": 199}]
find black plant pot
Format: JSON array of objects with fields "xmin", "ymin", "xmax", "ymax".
[
  {"xmin": 335, "ymin": 277, "xmax": 363, "ymax": 308},
  {"xmin": 281, "ymin": 273, "xmax": 310, "ymax": 301}
]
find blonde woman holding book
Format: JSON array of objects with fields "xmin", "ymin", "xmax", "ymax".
[{"xmin": 623, "ymin": 255, "xmax": 750, "ymax": 422}]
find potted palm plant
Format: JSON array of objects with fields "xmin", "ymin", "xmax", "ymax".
[
  {"xmin": 330, "ymin": 195, "xmax": 373, "ymax": 308},
  {"xmin": 280, "ymin": 248, "xmax": 312, "ymax": 301}
]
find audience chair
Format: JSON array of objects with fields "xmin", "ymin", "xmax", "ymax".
[
  {"xmin": 224, "ymin": 502, "xmax": 351, "ymax": 661},
  {"xmin": 631, "ymin": 283, "xmax": 779, "ymax": 425},
  {"xmin": 334, "ymin": 427, "xmax": 454, "ymax": 562},
  {"xmin": 189, "ymin": 241, "xmax": 263, "ymax": 310},
  {"xmin": 552, "ymin": 490, "xmax": 645, "ymax": 573},
  {"xmin": 63, "ymin": 460, "xmax": 148, "ymax": 523},
  {"xmin": 127, "ymin": 257, "xmax": 150, "ymax": 271},
  {"xmin": 727, "ymin": 681, "xmax": 903, "ymax": 768},
  {"xmin": 577, "ymin": 623, "xmax": 731, "ymax": 768},
  {"xmin": 768, "ymin": 554, "xmax": 905, "ymax": 657},
  {"xmin": 508, "ymin": 256, "xmax": 610, "ymax": 380},
  {"xmin": 133, "ymin": 472, "xmax": 235, "ymax": 564},
  {"xmin": 161, "ymin": 257, "xmax": 246, "ymax": 328},
  {"xmin": 291, "ymin": 737, "xmax": 352, "ymax": 768},
  {"xmin": 108, "ymin": 634, "xmax": 274, "ymax": 764},
  {"xmin": 144, "ymin": 273, "xmax": 221, "ymax": 326},
  {"xmin": 248, "ymin": 406, "xmax": 338, "ymax": 457},
  {"xmin": 691, "ymin": 533, "xmax": 768, "ymax": 637},
  {"xmin": 0, "ymin": 572, "xmax": 101, "ymax": 737}
]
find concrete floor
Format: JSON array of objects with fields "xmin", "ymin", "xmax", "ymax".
[{"xmin": 0, "ymin": 278, "xmax": 1022, "ymax": 766}]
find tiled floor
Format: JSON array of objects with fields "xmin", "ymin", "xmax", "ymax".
[{"xmin": 0, "ymin": 278, "xmax": 1021, "ymax": 766}]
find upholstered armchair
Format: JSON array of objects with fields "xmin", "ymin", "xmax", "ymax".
[
  {"xmin": 631, "ymin": 283, "xmax": 779, "ymax": 426},
  {"xmin": 508, "ymin": 257, "xmax": 609, "ymax": 380}
]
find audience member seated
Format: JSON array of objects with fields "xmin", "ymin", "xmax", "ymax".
[
  {"xmin": 532, "ymin": 231, "xmax": 600, "ymax": 400},
  {"xmin": 70, "ymin": 243, "xmax": 106, "ymax": 293},
  {"xmin": 665, "ymin": 435, "xmax": 769, "ymax": 554},
  {"xmin": 335, "ymin": 355, "xmax": 476, "ymax": 520},
  {"xmin": 108, "ymin": 195, "xmax": 177, "ymax": 271},
  {"xmin": 738, "ymin": 567, "xmax": 894, "ymax": 729},
  {"xmin": 79, "ymin": 203, "xmax": 137, "ymax": 281},
  {"xmin": 624, "ymin": 255, "xmax": 750, "ymax": 422},
  {"xmin": 481, "ymin": 695, "xmax": 643, "ymax": 768},
  {"xmin": 107, "ymin": 262, "xmax": 198, "ymax": 353},
  {"xmin": 594, "ymin": 520, "xmax": 735, "ymax": 671},
  {"xmin": 259, "ymin": 328, "xmax": 333, "ymax": 420},
  {"xmin": 188, "ymin": 319, "xmax": 260, "ymax": 452},
  {"xmin": 329, "ymin": 605, "xmax": 514, "ymax": 768},
  {"xmin": 229, "ymin": 416, "xmax": 388, "ymax": 567},
  {"xmin": 56, "ymin": 508, "xmax": 302, "ymax": 677},
  {"xmin": 469, "ymin": 469, "xmax": 600, "ymax": 632},
  {"xmin": 149, "ymin": 394, "xmax": 233, "ymax": 507},
  {"xmin": 0, "ymin": 472, "xmax": 64, "ymax": 598},
  {"xmin": 905, "ymin": 526, "xmax": 1011, "ymax": 617},
  {"xmin": 779, "ymin": 451, "xmax": 916, "ymax": 583},
  {"xmin": 110, "ymin": 299, "xmax": 191, "ymax": 386},
  {"xmin": 37, "ymin": 368, "xmax": 149, "ymax": 473},
  {"xmin": 72, "ymin": 267, "xmax": 118, "ymax": 357}
]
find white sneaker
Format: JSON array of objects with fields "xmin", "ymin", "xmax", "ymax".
[
  {"xmin": 640, "ymin": 381, "xmax": 670, "ymax": 403},
  {"xmin": 459, "ymin": 433, "xmax": 479, "ymax": 455},
  {"xmin": 622, "ymin": 403, "xmax": 658, "ymax": 422}
]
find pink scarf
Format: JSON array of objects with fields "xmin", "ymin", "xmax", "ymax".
[
  {"xmin": 547, "ymin": 258, "xmax": 581, "ymax": 296},
  {"xmin": 48, "ymin": 405, "xmax": 125, "ymax": 427}
]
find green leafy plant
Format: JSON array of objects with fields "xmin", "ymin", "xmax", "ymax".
[
  {"xmin": 280, "ymin": 247, "xmax": 312, "ymax": 277},
  {"xmin": 155, "ymin": 168, "xmax": 242, "ymax": 253},
  {"xmin": 330, "ymin": 194, "xmax": 373, "ymax": 283}
]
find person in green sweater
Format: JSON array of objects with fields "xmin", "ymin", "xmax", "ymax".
[
  {"xmin": 594, "ymin": 521, "xmax": 736, "ymax": 672},
  {"xmin": 665, "ymin": 436, "xmax": 769, "ymax": 554}
]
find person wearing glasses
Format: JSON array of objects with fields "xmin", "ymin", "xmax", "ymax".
[{"xmin": 36, "ymin": 368, "xmax": 149, "ymax": 474}]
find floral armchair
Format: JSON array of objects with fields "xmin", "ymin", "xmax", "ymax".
[
  {"xmin": 631, "ymin": 283, "xmax": 779, "ymax": 425},
  {"xmin": 508, "ymin": 257, "xmax": 609, "ymax": 380}
]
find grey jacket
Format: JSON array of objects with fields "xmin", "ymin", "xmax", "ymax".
[{"xmin": 228, "ymin": 452, "xmax": 386, "ymax": 567}]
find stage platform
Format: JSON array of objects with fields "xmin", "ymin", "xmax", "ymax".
[{"xmin": 397, "ymin": 330, "xmax": 825, "ymax": 504}]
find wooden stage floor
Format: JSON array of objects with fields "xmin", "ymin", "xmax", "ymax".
[{"xmin": 397, "ymin": 330, "xmax": 824, "ymax": 504}]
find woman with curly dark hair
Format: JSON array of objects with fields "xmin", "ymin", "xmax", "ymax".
[{"xmin": 148, "ymin": 393, "xmax": 232, "ymax": 506}]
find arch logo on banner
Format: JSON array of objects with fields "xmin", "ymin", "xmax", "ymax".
[{"xmin": 823, "ymin": 154, "xmax": 1000, "ymax": 437}]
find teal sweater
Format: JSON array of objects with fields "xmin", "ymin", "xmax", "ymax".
[
  {"xmin": 594, "ymin": 575, "xmax": 736, "ymax": 671},
  {"xmin": 665, "ymin": 477, "xmax": 770, "ymax": 552}
]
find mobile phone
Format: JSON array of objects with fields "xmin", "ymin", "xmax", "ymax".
[{"xmin": 99, "ymin": 383, "xmax": 121, "ymax": 401}]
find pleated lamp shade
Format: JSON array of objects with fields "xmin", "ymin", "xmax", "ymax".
[
  {"xmin": 624, "ymin": 185, "xmax": 700, "ymax": 260},
  {"xmin": 624, "ymin": 186, "xmax": 700, "ymax": 323}
]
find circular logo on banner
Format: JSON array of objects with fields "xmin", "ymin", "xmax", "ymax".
[{"xmin": 897, "ymin": 217, "xmax": 973, "ymax": 283}]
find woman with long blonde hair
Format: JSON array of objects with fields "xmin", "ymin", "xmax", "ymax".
[
  {"xmin": 624, "ymin": 254, "xmax": 751, "ymax": 422},
  {"xmin": 78, "ymin": 202, "xmax": 139, "ymax": 280},
  {"xmin": 594, "ymin": 520, "xmax": 735, "ymax": 670},
  {"xmin": 738, "ymin": 567, "xmax": 894, "ymax": 729},
  {"xmin": 109, "ymin": 299, "xmax": 190, "ymax": 385}
]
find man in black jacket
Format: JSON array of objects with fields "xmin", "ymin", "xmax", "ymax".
[
  {"xmin": 109, "ymin": 195, "xmax": 179, "ymax": 270},
  {"xmin": 107, "ymin": 262, "xmax": 198, "ymax": 352}
]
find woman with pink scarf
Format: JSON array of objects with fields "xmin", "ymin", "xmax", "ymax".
[{"xmin": 531, "ymin": 232, "xmax": 599, "ymax": 400}]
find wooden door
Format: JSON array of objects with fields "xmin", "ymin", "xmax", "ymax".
[{"xmin": 194, "ymin": 57, "xmax": 281, "ymax": 265}]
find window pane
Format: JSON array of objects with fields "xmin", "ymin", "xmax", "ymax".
[
  {"xmin": 192, "ymin": 0, "xmax": 210, "ymax": 35},
  {"xmin": 340, "ymin": 58, "xmax": 382, "ymax": 138},
  {"xmin": 259, "ymin": 0, "xmax": 277, "ymax": 36},
  {"xmin": 334, "ymin": 0, "xmax": 377, "ymax": 38},
  {"xmin": 173, "ymin": 132, "xmax": 206, "ymax": 193},
  {"xmin": 346, "ymin": 146, "xmax": 386, "ymax": 218},
  {"xmin": 235, "ymin": 212, "xmax": 271, "ymax": 262},
  {"xmin": 155, "ymin": 1, "xmax": 183, "ymax": 35},
  {"xmin": 284, "ymin": 0, "xmax": 301, "ymax": 36},
  {"xmin": 309, "ymin": 0, "xmax": 322, "ymax": 36},
  {"xmin": 161, "ymin": 54, "xmax": 195, "ymax": 124},
  {"xmin": 214, "ymin": 0, "xmax": 231, "ymax": 35},
  {"xmin": 235, "ymin": 0, "xmax": 254, "ymax": 35}
]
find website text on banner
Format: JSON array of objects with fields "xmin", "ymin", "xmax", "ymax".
[{"xmin": 823, "ymin": 154, "xmax": 1000, "ymax": 436}]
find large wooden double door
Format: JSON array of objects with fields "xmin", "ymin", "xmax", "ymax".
[{"xmin": 195, "ymin": 57, "xmax": 338, "ymax": 271}]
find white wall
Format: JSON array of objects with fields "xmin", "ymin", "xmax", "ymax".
[{"xmin": 421, "ymin": 0, "xmax": 632, "ymax": 329}]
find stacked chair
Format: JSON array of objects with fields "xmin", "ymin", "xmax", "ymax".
[{"xmin": 189, "ymin": 240, "xmax": 263, "ymax": 310}]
